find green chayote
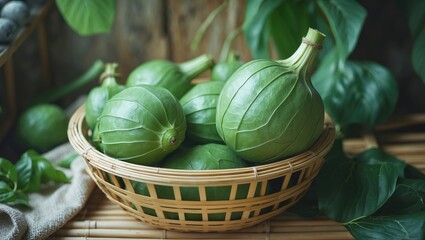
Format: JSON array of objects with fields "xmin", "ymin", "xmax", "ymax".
[{"xmin": 216, "ymin": 28, "xmax": 325, "ymax": 163}]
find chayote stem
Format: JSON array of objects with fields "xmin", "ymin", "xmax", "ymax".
[
  {"xmin": 179, "ymin": 54, "xmax": 215, "ymax": 80},
  {"xmin": 190, "ymin": 0, "xmax": 229, "ymax": 51},
  {"xmin": 32, "ymin": 60, "xmax": 105, "ymax": 106},
  {"xmin": 278, "ymin": 28, "xmax": 325, "ymax": 74},
  {"xmin": 219, "ymin": 27, "xmax": 242, "ymax": 62},
  {"xmin": 100, "ymin": 63, "xmax": 121, "ymax": 87}
]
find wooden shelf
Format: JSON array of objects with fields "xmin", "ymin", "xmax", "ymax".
[
  {"xmin": 0, "ymin": 0, "xmax": 53, "ymax": 141},
  {"xmin": 0, "ymin": 0, "xmax": 53, "ymax": 66}
]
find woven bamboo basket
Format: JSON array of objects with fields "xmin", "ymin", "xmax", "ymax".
[{"xmin": 68, "ymin": 105, "xmax": 335, "ymax": 232}]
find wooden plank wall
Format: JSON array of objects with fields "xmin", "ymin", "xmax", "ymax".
[{"xmin": 9, "ymin": 0, "xmax": 248, "ymax": 111}]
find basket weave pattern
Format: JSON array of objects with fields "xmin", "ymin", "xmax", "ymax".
[{"xmin": 68, "ymin": 105, "xmax": 335, "ymax": 232}]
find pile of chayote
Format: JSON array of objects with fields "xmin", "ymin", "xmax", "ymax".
[{"xmin": 87, "ymin": 28, "xmax": 326, "ymax": 169}]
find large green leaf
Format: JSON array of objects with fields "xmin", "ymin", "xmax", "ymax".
[
  {"xmin": 412, "ymin": 28, "xmax": 425, "ymax": 84},
  {"xmin": 289, "ymin": 139, "xmax": 344, "ymax": 218},
  {"xmin": 56, "ymin": 0, "xmax": 116, "ymax": 36},
  {"xmin": 405, "ymin": 0, "xmax": 425, "ymax": 38},
  {"xmin": 317, "ymin": 148, "xmax": 405, "ymax": 223},
  {"xmin": 409, "ymin": 4, "xmax": 425, "ymax": 82},
  {"xmin": 288, "ymin": 138, "xmax": 347, "ymax": 218},
  {"xmin": 403, "ymin": 0, "xmax": 425, "ymax": 83},
  {"xmin": 317, "ymin": 0, "xmax": 366, "ymax": 60},
  {"xmin": 404, "ymin": 163, "xmax": 425, "ymax": 180},
  {"xmin": 313, "ymin": 51, "xmax": 398, "ymax": 131},
  {"xmin": 377, "ymin": 179, "xmax": 425, "ymax": 215},
  {"xmin": 345, "ymin": 211, "xmax": 425, "ymax": 240},
  {"xmin": 268, "ymin": 0, "xmax": 311, "ymax": 59},
  {"xmin": 243, "ymin": 0, "xmax": 285, "ymax": 58}
]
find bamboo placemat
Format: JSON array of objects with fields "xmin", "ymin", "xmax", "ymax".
[{"xmin": 50, "ymin": 114, "xmax": 425, "ymax": 240}]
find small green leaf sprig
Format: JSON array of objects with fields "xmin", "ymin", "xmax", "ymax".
[{"xmin": 0, "ymin": 150, "xmax": 70, "ymax": 207}]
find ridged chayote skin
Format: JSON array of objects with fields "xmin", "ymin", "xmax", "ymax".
[
  {"xmin": 159, "ymin": 143, "xmax": 248, "ymax": 220},
  {"xmin": 85, "ymin": 63, "xmax": 125, "ymax": 131},
  {"xmin": 97, "ymin": 85, "xmax": 186, "ymax": 166},
  {"xmin": 179, "ymin": 81, "xmax": 225, "ymax": 144},
  {"xmin": 161, "ymin": 143, "xmax": 246, "ymax": 173},
  {"xmin": 211, "ymin": 54, "xmax": 244, "ymax": 82},
  {"xmin": 216, "ymin": 29, "xmax": 325, "ymax": 163},
  {"xmin": 126, "ymin": 54, "xmax": 214, "ymax": 99}
]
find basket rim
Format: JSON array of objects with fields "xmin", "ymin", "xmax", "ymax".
[{"xmin": 68, "ymin": 104, "xmax": 335, "ymax": 184}]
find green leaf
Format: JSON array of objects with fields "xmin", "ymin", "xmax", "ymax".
[
  {"xmin": 345, "ymin": 211, "xmax": 425, "ymax": 240},
  {"xmin": 268, "ymin": 0, "xmax": 311, "ymax": 59},
  {"xmin": 15, "ymin": 152, "xmax": 33, "ymax": 191},
  {"xmin": 17, "ymin": 150, "xmax": 70, "ymax": 193},
  {"xmin": 9, "ymin": 191, "xmax": 30, "ymax": 207},
  {"xmin": 289, "ymin": 140, "xmax": 346, "ymax": 218},
  {"xmin": 56, "ymin": 0, "xmax": 116, "ymax": 36},
  {"xmin": 404, "ymin": 1, "xmax": 425, "ymax": 38},
  {"xmin": 0, "ymin": 158, "xmax": 17, "ymax": 191},
  {"xmin": 23, "ymin": 150, "xmax": 43, "ymax": 192},
  {"xmin": 243, "ymin": 0, "xmax": 285, "ymax": 58},
  {"xmin": 312, "ymin": 5, "xmax": 335, "ymax": 62},
  {"xmin": 288, "ymin": 181, "xmax": 320, "ymax": 218},
  {"xmin": 38, "ymin": 160, "xmax": 71, "ymax": 184},
  {"xmin": 26, "ymin": 164, "xmax": 42, "ymax": 193},
  {"xmin": 57, "ymin": 152, "xmax": 79, "ymax": 169},
  {"xmin": 0, "ymin": 181, "xmax": 16, "ymax": 203},
  {"xmin": 317, "ymin": 0, "xmax": 366, "ymax": 60},
  {"xmin": 412, "ymin": 26, "xmax": 425, "ymax": 83},
  {"xmin": 377, "ymin": 179, "xmax": 425, "ymax": 215},
  {"xmin": 317, "ymin": 148, "xmax": 405, "ymax": 223},
  {"xmin": 313, "ymin": 53, "xmax": 398, "ymax": 131},
  {"xmin": 404, "ymin": 163, "xmax": 425, "ymax": 180},
  {"xmin": 403, "ymin": 0, "xmax": 425, "ymax": 83}
]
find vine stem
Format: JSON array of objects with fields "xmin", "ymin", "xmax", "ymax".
[
  {"xmin": 219, "ymin": 27, "xmax": 242, "ymax": 62},
  {"xmin": 190, "ymin": 0, "xmax": 229, "ymax": 51}
]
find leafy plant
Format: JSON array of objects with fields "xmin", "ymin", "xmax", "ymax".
[
  {"xmin": 0, "ymin": 150, "xmax": 70, "ymax": 207},
  {"xmin": 244, "ymin": 0, "xmax": 397, "ymax": 134}
]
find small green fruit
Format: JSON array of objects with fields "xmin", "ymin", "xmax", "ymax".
[{"xmin": 17, "ymin": 104, "xmax": 69, "ymax": 152}]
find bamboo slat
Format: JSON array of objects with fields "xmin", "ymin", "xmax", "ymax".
[
  {"xmin": 51, "ymin": 112, "xmax": 425, "ymax": 239},
  {"xmin": 53, "ymin": 193, "xmax": 351, "ymax": 239}
]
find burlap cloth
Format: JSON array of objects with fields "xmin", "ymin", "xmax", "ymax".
[
  {"xmin": 0, "ymin": 97, "xmax": 96, "ymax": 240},
  {"xmin": 0, "ymin": 143, "xmax": 95, "ymax": 240}
]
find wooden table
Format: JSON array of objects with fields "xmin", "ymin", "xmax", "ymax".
[{"xmin": 50, "ymin": 114, "xmax": 425, "ymax": 239}]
